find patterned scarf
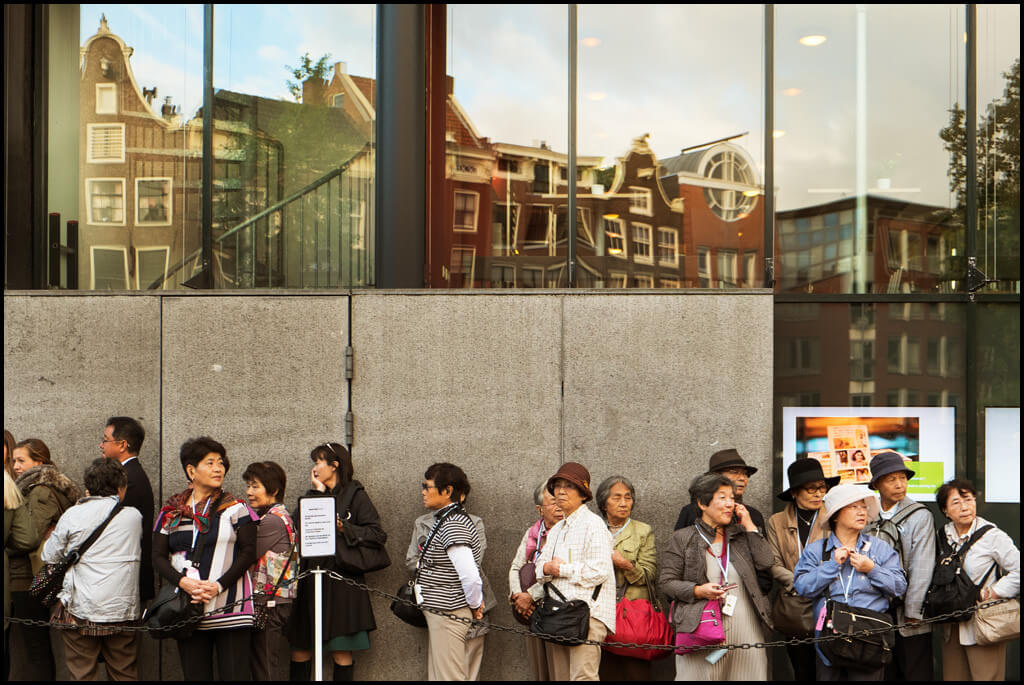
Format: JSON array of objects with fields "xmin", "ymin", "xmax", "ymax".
[{"xmin": 155, "ymin": 486, "xmax": 238, "ymax": 534}]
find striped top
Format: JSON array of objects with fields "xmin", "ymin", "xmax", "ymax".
[
  {"xmin": 417, "ymin": 506, "xmax": 482, "ymax": 611},
  {"xmin": 158, "ymin": 498, "xmax": 257, "ymax": 630}
]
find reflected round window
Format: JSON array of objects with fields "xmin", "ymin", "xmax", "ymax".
[{"xmin": 701, "ymin": 148, "xmax": 757, "ymax": 222}]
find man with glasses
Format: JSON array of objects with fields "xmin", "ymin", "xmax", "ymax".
[
  {"xmin": 100, "ymin": 416, "xmax": 155, "ymax": 603},
  {"xmin": 674, "ymin": 449, "xmax": 771, "ymax": 593},
  {"xmin": 866, "ymin": 450, "xmax": 936, "ymax": 681}
]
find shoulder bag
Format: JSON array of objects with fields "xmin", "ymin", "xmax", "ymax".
[
  {"xmin": 253, "ymin": 541, "xmax": 296, "ymax": 630},
  {"xmin": 923, "ymin": 524, "xmax": 994, "ymax": 622},
  {"xmin": 30, "ymin": 501, "xmax": 125, "ymax": 607},
  {"xmin": 144, "ymin": 494, "xmax": 221, "ymax": 640},
  {"xmin": 973, "ymin": 597, "xmax": 1020, "ymax": 645},
  {"xmin": 529, "ymin": 582, "xmax": 602, "ymax": 644},
  {"xmin": 390, "ymin": 505, "xmax": 461, "ymax": 628},
  {"xmin": 603, "ymin": 574, "xmax": 673, "ymax": 660},
  {"xmin": 671, "ymin": 598, "xmax": 725, "ymax": 654},
  {"xmin": 816, "ymin": 543, "xmax": 894, "ymax": 671},
  {"xmin": 334, "ymin": 481, "xmax": 391, "ymax": 575}
]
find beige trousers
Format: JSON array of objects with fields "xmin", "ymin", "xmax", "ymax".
[
  {"xmin": 546, "ymin": 617, "xmax": 607, "ymax": 681},
  {"xmin": 425, "ymin": 607, "xmax": 485, "ymax": 681},
  {"xmin": 526, "ymin": 635, "xmax": 555, "ymax": 680},
  {"xmin": 61, "ymin": 629, "xmax": 138, "ymax": 681},
  {"xmin": 941, "ymin": 626, "xmax": 1007, "ymax": 681}
]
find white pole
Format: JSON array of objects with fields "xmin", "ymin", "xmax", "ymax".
[{"xmin": 313, "ymin": 569, "xmax": 325, "ymax": 681}]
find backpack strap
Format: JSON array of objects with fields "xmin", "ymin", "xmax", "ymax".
[
  {"xmin": 955, "ymin": 524, "xmax": 995, "ymax": 558},
  {"xmin": 890, "ymin": 500, "xmax": 927, "ymax": 529}
]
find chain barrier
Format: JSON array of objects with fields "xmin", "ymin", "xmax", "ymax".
[{"xmin": 5, "ymin": 567, "xmax": 1013, "ymax": 654}]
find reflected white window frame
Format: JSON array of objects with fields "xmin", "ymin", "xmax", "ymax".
[
  {"xmin": 332, "ymin": 93, "xmax": 345, "ymax": 108},
  {"xmin": 135, "ymin": 246, "xmax": 170, "ymax": 290},
  {"xmin": 697, "ymin": 246, "xmax": 711, "ymax": 287},
  {"xmin": 633, "ymin": 273, "xmax": 654, "ymax": 288},
  {"xmin": 95, "ymin": 83, "xmax": 117, "ymax": 114},
  {"xmin": 628, "ymin": 186, "xmax": 652, "ymax": 216},
  {"xmin": 717, "ymin": 249, "xmax": 738, "ymax": 287},
  {"xmin": 87, "ymin": 123, "xmax": 126, "ymax": 163},
  {"xmin": 450, "ymin": 245, "xmax": 476, "ymax": 287},
  {"xmin": 453, "ymin": 190, "xmax": 479, "ymax": 232},
  {"xmin": 657, "ymin": 226, "xmax": 678, "ymax": 267},
  {"xmin": 351, "ymin": 200, "xmax": 367, "ymax": 250},
  {"xmin": 522, "ymin": 265, "xmax": 544, "ymax": 287},
  {"xmin": 135, "ymin": 177, "xmax": 172, "ymax": 226},
  {"xmin": 522, "ymin": 204, "xmax": 554, "ymax": 251},
  {"xmin": 492, "ymin": 201, "xmax": 521, "ymax": 254},
  {"xmin": 743, "ymin": 251, "xmax": 757, "ymax": 286},
  {"xmin": 85, "ymin": 177, "xmax": 127, "ymax": 226},
  {"xmin": 660, "ymin": 278, "xmax": 680, "ymax": 288},
  {"xmin": 631, "ymin": 222, "xmax": 653, "ymax": 264},
  {"xmin": 576, "ymin": 207, "xmax": 594, "ymax": 246},
  {"xmin": 608, "ymin": 271, "xmax": 627, "ymax": 288},
  {"xmin": 603, "ymin": 217, "xmax": 626, "ymax": 258},
  {"xmin": 89, "ymin": 245, "xmax": 129, "ymax": 290}
]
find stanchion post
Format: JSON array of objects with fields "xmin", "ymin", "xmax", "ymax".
[{"xmin": 313, "ymin": 568, "xmax": 325, "ymax": 681}]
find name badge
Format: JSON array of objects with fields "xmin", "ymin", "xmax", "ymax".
[{"xmin": 722, "ymin": 594, "xmax": 738, "ymax": 616}]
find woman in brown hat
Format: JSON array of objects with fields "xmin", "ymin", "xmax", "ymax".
[{"xmin": 766, "ymin": 458, "xmax": 838, "ymax": 681}]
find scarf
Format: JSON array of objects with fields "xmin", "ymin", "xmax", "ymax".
[{"xmin": 155, "ymin": 486, "xmax": 237, "ymax": 534}]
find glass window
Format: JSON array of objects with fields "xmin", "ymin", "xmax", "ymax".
[
  {"xmin": 136, "ymin": 178, "xmax": 172, "ymax": 225},
  {"xmin": 717, "ymin": 250, "xmax": 738, "ymax": 287},
  {"xmin": 90, "ymin": 246, "xmax": 129, "ymax": 289},
  {"xmin": 453, "ymin": 191, "xmax": 479, "ymax": 232},
  {"xmin": 136, "ymin": 246, "xmax": 169, "ymax": 290},
  {"xmin": 632, "ymin": 223, "xmax": 652, "ymax": 263},
  {"xmin": 657, "ymin": 227, "xmax": 678, "ymax": 266},
  {"xmin": 775, "ymin": 5, "xmax": 965, "ymax": 294},
  {"xmin": 95, "ymin": 83, "xmax": 117, "ymax": 114},
  {"xmin": 86, "ymin": 178, "xmax": 126, "ymax": 225}
]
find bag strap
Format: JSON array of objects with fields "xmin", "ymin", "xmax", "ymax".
[
  {"xmin": 337, "ymin": 481, "xmax": 363, "ymax": 521},
  {"xmin": 890, "ymin": 501, "xmax": 926, "ymax": 528},
  {"xmin": 65, "ymin": 500, "xmax": 125, "ymax": 565},
  {"xmin": 266, "ymin": 541, "xmax": 297, "ymax": 599},
  {"xmin": 954, "ymin": 524, "xmax": 995, "ymax": 561},
  {"xmin": 413, "ymin": 505, "xmax": 463, "ymax": 585}
]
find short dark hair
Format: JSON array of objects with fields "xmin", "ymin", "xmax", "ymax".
[
  {"xmin": 14, "ymin": 438, "xmax": 52, "ymax": 466},
  {"xmin": 86, "ymin": 457, "xmax": 126, "ymax": 497},
  {"xmin": 310, "ymin": 443, "xmax": 353, "ymax": 488},
  {"xmin": 936, "ymin": 479, "xmax": 979, "ymax": 515},
  {"xmin": 424, "ymin": 462, "xmax": 470, "ymax": 504},
  {"xmin": 689, "ymin": 472, "xmax": 735, "ymax": 508},
  {"xmin": 107, "ymin": 417, "xmax": 145, "ymax": 454},
  {"xmin": 242, "ymin": 461, "xmax": 287, "ymax": 502},
  {"xmin": 596, "ymin": 475, "xmax": 638, "ymax": 516},
  {"xmin": 179, "ymin": 436, "xmax": 229, "ymax": 476}
]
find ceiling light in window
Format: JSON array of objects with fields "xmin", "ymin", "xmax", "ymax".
[
  {"xmin": 783, "ymin": 87, "xmax": 802, "ymax": 96},
  {"xmin": 586, "ymin": 92, "xmax": 607, "ymax": 101},
  {"xmin": 582, "ymin": 37, "xmax": 601, "ymax": 48},
  {"xmin": 607, "ymin": 247, "xmax": 623, "ymax": 255},
  {"xmin": 773, "ymin": 130, "xmax": 786, "ymax": 138},
  {"xmin": 799, "ymin": 35, "xmax": 827, "ymax": 47},
  {"xmin": 743, "ymin": 189, "xmax": 761, "ymax": 197},
  {"xmin": 602, "ymin": 213, "xmax": 619, "ymax": 220}
]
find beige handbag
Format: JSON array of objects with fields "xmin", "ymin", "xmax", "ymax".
[{"xmin": 973, "ymin": 597, "xmax": 1020, "ymax": 646}]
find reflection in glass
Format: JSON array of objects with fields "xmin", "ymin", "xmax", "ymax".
[{"xmin": 775, "ymin": 5, "xmax": 965, "ymax": 294}]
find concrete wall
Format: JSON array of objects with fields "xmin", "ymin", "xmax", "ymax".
[{"xmin": 4, "ymin": 289, "xmax": 772, "ymax": 681}]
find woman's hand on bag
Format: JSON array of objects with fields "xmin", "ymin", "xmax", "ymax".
[
  {"xmin": 179, "ymin": 576, "xmax": 209, "ymax": 604},
  {"xmin": 980, "ymin": 587, "xmax": 1000, "ymax": 601},
  {"xmin": 695, "ymin": 582, "xmax": 726, "ymax": 600},
  {"xmin": 848, "ymin": 551, "xmax": 874, "ymax": 573},
  {"xmin": 543, "ymin": 558, "xmax": 565, "ymax": 577},
  {"xmin": 512, "ymin": 592, "xmax": 535, "ymax": 618},
  {"xmin": 611, "ymin": 550, "xmax": 635, "ymax": 571}
]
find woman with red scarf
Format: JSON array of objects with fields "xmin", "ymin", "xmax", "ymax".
[{"xmin": 153, "ymin": 437, "xmax": 258, "ymax": 680}]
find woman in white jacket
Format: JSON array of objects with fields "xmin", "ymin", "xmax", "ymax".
[
  {"xmin": 42, "ymin": 457, "xmax": 142, "ymax": 681},
  {"xmin": 936, "ymin": 479, "xmax": 1020, "ymax": 682}
]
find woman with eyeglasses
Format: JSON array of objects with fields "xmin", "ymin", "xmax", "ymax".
[
  {"xmin": 286, "ymin": 443, "xmax": 385, "ymax": 682},
  {"xmin": 766, "ymin": 459, "xmax": 838, "ymax": 681},
  {"xmin": 935, "ymin": 479, "xmax": 1020, "ymax": 682}
]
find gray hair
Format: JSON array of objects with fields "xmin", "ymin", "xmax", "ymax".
[
  {"xmin": 533, "ymin": 482, "xmax": 547, "ymax": 506},
  {"xmin": 595, "ymin": 475, "xmax": 638, "ymax": 516},
  {"xmin": 689, "ymin": 472, "xmax": 735, "ymax": 508}
]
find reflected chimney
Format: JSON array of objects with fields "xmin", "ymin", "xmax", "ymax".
[
  {"xmin": 333, "ymin": 61, "xmax": 347, "ymax": 79},
  {"xmin": 302, "ymin": 76, "xmax": 327, "ymax": 105},
  {"xmin": 143, "ymin": 87, "xmax": 157, "ymax": 105}
]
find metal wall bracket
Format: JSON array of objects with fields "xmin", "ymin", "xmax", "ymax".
[{"xmin": 345, "ymin": 345, "xmax": 354, "ymax": 380}]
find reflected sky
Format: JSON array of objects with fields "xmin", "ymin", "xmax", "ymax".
[{"xmin": 81, "ymin": 4, "xmax": 1018, "ymax": 212}]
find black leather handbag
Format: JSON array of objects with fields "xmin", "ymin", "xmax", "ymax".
[
  {"xmin": 529, "ymin": 582, "xmax": 602, "ymax": 644},
  {"xmin": 334, "ymin": 482, "xmax": 391, "ymax": 575},
  {"xmin": 145, "ymin": 583, "xmax": 205, "ymax": 640},
  {"xmin": 390, "ymin": 506, "xmax": 461, "ymax": 628},
  {"xmin": 30, "ymin": 502, "xmax": 124, "ymax": 607},
  {"xmin": 819, "ymin": 598, "xmax": 894, "ymax": 671}
]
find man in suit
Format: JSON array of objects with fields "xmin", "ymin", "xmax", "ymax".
[{"xmin": 101, "ymin": 416, "xmax": 155, "ymax": 602}]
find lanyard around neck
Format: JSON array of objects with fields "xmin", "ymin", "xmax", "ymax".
[
  {"xmin": 610, "ymin": 518, "xmax": 631, "ymax": 540},
  {"xmin": 190, "ymin": 496, "xmax": 212, "ymax": 549},
  {"xmin": 696, "ymin": 527, "xmax": 729, "ymax": 584},
  {"xmin": 796, "ymin": 509, "xmax": 817, "ymax": 557}
]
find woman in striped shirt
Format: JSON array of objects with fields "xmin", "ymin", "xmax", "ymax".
[{"xmin": 153, "ymin": 437, "xmax": 258, "ymax": 680}]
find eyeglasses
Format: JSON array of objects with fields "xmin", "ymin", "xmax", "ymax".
[
  {"xmin": 801, "ymin": 484, "xmax": 827, "ymax": 494},
  {"xmin": 101, "ymin": 437, "xmax": 124, "ymax": 444},
  {"xmin": 421, "ymin": 483, "xmax": 439, "ymax": 492},
  {"xmin": 948, "ymin": 495, "xmax": 976, "ymax": 509}
]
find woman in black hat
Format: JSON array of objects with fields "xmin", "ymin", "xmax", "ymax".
[{"xmin": 765, "ymin": 458, "xmax": 839, "ymax": 681}]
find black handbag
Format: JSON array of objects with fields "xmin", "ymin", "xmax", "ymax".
[
  {"xmin": 529, "ymin": 582, "xmax": 602, "ymax": 644},
  {"xmin": 334, "ymin": 481, "xmax": 391, "ymax": 575},
  {"xmin": 819, "ymin": 598, "xmax": 895, "ymax": 671},
  {"xmin": 390, "ymin": 505, "xmax": 461, "ymax": 628},
  {"xmin": 30, "ymin": 502, "xmax": 125, "ymax": 607},
  {"xmin": 924, "ymin": 525, "xmax": 995, "ymax": 622}
]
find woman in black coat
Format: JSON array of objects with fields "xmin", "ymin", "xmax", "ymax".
[{"xmin": 287, "ymin": 443, "xmax": 386, "ymax": 682}]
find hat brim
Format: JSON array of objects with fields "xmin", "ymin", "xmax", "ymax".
[
  {"xmin": 823, "ymin": 485, "xmax": 881, "ymax": 521},
  {"xmin": 712, "ymin": 463, "xmax": 758, "ymax": 477},
  {"xmin": 868, "ymin": 468, "xmax": 916, "ymax": 490},
  {"xmin": 777, "ymin": 475, "xmax": 841, "ymax": 501}
]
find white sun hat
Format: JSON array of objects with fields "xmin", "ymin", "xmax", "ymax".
[{"xmin": 822, "ymin": 483, "xmax": 880, "ymax": 522}]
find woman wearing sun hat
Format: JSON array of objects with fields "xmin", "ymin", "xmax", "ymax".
[
  {"xmin": 766, "ymin": 459, "xmax": 839, "ymax": 680},
  {"xmin": 792, "ymin": 484, "xmax": 907, "ymax": 681}
]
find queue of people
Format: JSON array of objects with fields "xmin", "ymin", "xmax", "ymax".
[{"xmin": 3, "ymin": 426, "xmax": 1021, "ymax": 682}]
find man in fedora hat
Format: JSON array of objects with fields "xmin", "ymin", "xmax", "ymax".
[
  {"xmin": 674, "ymin": 449, "xmax": 772, "ymax": 594},
  {"xmin": 531, "ymin": 462, "xmax": 614, "ymax": 681},
  {"xmin": 865, "ymin": 450, "xmax": 936, "ymax": 681}
]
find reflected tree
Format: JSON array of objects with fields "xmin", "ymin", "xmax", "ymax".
[{"xmin": 286, "ymin": 52, "xmax": 333, "ymax": 103}]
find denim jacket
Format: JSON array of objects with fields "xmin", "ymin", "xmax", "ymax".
[{"xmin": 793, "ymin": 531, "xmax": 907, "ymax": 666}]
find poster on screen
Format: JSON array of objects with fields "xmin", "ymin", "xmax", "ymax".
[
  {"xmin": 782, "ymin": 407, "xmax": 955, "ymax": 502},
  {"xmin": 985, "ymin": 407, "xmax": 1020, "ymax": 504}
]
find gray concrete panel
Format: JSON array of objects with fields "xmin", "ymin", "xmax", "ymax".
[
  {"xmin": 350, "ymin": 292, "xmax": 564, "ymax": 682},
  {"xmin": 3, "ymin": 293, "xmax": 162, "ymax": 681}
]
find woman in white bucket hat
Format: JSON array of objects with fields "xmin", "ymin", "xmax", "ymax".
[{"xmin": 792, "ymin": 484, "xmax": 907, "ymax": 681}]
